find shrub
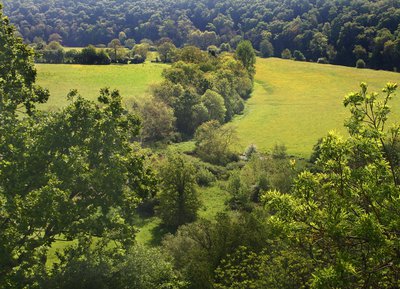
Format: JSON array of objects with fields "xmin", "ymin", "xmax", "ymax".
[
  {"xmin": 281, "ymin": 48, "xmax": 292, "ymax": 59},
  {"xmin": 196, "ymin": 167, "xmax": 216, "ymax": 187},
  {"xmin": 293, "ymin": 50, "xmax": 306, "ymax": 61},
  {"xmin": 260, "ymin": 39, "xmax": 274, "ymax": 57},
  {"xmin": 317, "ymin": 57, "xmax": 329, "ymax": 64},
  {"xmin": 356, "ymin": 59, "xmax": 366, "ymax": 68}
]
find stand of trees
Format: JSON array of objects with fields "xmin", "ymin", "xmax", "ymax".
[
  {"xmin": 140, "ymin": 43, "xmax": 255, "ymax": 141},
  {"xmin": 4, "ymin": 0, "xmax": 400, "ymax": 70}
]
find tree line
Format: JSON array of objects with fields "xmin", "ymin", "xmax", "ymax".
[{"xmin": 3, "ymin": 0, "xmax": 400, "ymax": 71}]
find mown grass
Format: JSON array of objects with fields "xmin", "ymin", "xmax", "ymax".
[
  {"xmin": 36, "ymin": 62, "xmax": 168, "ymax": 110},
  {"xmin": 232, "ymin": 58, "xmax": 400, "ymax": 158}
]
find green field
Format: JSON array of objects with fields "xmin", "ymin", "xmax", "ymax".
[
  {"xmin": 36, "ymin": 62, "xmax": 168, "ymax": 110},
  {"xmin": 36, "ymin": 58, "xmax": 400, "ymax": 156},
  {"xmin": 232, "ymin": 58, "xmax": 400, "ymax": 157}
]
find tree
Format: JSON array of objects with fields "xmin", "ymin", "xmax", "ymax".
[
  {"xmin": 118, "ymin": 31, "xmax": 127, "ymax": 44},
  {"xmin": 139, "ymin": 98, "xmax": 176, "ymax": 143},
  {"xmin": 157, "ymin": 154, "xmax": 201, "ymax": 229},
  {"xmin": 124, "ymin": 38, "xmax": 136, "ymax": 49},
  {"xmin": 194, "ymin": 120, "xmax": 237, "ymax": 165},
  {"xmin": 281, "ymin": 48, "xmax": 292, "ymax": 59},
  {"xmin": 235, "ymin": 40, "xmax": 256, "ymax": 76},
  {"xmin": 158, "ymin": 41, "xmax": 176, "ymax": 63},
  {"xmin": 0, "ymin": 89, "xmax": 156, "ymax": 287},
  {"xmin": 108, "ymin": 38, "xmax": 123, "ymax": 62},
  {"xmin": 293, "ymin": 50, "xmax": 306, "ymax": 61},
  {"xmin": 132, "ymin": 43, "xmax": 149, "ymax": 61},
  {"xmin": 201, "ymin": 90, "xmax": 226, "ymax": 123},
  {"xmin": 260, "ymin": 39, "xmax": 274, "ymax": 58},
  {"xmin": 48, "ymin": 33, "xmax": 62, "ymax": 43},
  {"xmin": 0, "ymin": 9, "xmax": 49, "ymax": 115},
  {"xmin": 356, "ymin": 58, "xmax": 366, "ymax": 68},
  {"xmin": 263, "ymin": 83, "xmax": 400, "ymax": 288}
]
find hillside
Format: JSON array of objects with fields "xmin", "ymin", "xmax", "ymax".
[
  {"xmin": 35, "ymin": 58, "xmax": 400, "ymax": 157},
  {"xmin": 233, "ymin": 58, "xmax": 400, "ymax": 157}
]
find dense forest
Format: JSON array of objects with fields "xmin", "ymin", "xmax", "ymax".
[{"xmin": 3, "ymin": 0, "xmax": 400, "ymax": 70}]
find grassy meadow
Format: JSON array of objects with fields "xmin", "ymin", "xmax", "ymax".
[
  {"xmin": 36, "ymin": 62, "xmax": 168, "ymax": 110},
  {"xmin": 232, "ymin": 58, "xmax": 400, "ymax": 157}
]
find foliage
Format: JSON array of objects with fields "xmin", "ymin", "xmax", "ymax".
[
  {"xmin": 156, "ymin": 154, "xmax": 201, "ymax": 229},
  {"xmin": 162, "ymin": 212, "xmax": 271, "ymax": 289},
  {"xmin": 281, "ymin": 48, "xmax": 292, "ymax": 59},
  {"xmin": 194, "ymin": 120, "xmax": 237, "ymax": 165},
  {"xmin": 259, "ymin": 39, "xmax": 274, "ymax": 58},
  {"xmin": 152, "ymin": 50, "xmax": 253, "ymax": 137},
  {"xmin": 261, "ymin": 83, "xmax": 400, "ymax": 288},
  {"xmin": 356, "ymin": 58, "xmax": 366, "ymax": 68},
  {"xmin": 235, "ymin": 40, "xmax": 256, "ymax": 76},
  {"xmin": 138, "ymin": 98, "xmax": 176, "ymax": 143},
  {"xmin": 293, "ymin": 50, "xmax": 306, "ymax": 61},
  {"xmin": 0, "ymin": 8, "xmax": 49, "ymax": 115},
  {"xmin": 4, "ymin": 0, "xmax": 400, "ymax": 71},
  {"xmin": 226, "ymin": 150, "xmax": 296, "ymax": 211},
  {"xmin": 46, "ymin": 242, "xmax": 187, "ymax": 289},
  {"xmin": 0, "ymin": 88, "xmax": 156, "ymax": 287}
]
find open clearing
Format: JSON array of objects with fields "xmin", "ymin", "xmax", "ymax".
[
  {"xmin": 232, "ymin": 58, "xmax": 400, "ymax": 157},
  {"xmin": 36, "ymin": 62, "xmax": 168, "ymax": 110}
]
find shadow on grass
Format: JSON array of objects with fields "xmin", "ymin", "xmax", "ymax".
[{"xmin": 148, "ymin": 223, "xmax": 175, "ymax": 246}]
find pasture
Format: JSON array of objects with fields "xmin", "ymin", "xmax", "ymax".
[
  {"xmin": 36, "ymin": 62, "xmax": 168, "ymax": 110},
  {"xmin": 232, "ymin": 58, "xmax": 400, "ymax": 157}
]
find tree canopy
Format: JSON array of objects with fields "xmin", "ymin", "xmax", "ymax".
[{"xmin": 4, "ymin": 0, "xmax": 400, "ymax": 70}]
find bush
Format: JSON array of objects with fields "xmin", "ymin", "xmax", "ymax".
[
  {"xmin": 317, "ymin": 57, "xmax": 329, "ymax": 64},
  {"xmin": 196, "ymin": 167, "xmax": 216, "ymax": 187},
  {"xmin": 293, "ymin": 50, "xmax": 306, "ymax": 61},
  {"xmin": 356, "ymin": 59, "xmax": 366, "ymax": 68},
  {"xmin": 132, "ymin": 54, "xmax": 145, "ymax": 64},
  {"xmin": 260, "ymin": 39, "xmax": 274, "ymax": 57},
  {"xmin": 281, "ymin": 48, "xmax": 292, "ymax": 59}
]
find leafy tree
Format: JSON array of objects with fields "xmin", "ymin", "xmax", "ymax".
[
  {"xmin": 293, "ymin": 50, "xmax": 306, "ymax": 61},
  {"xmin": 108, "ymin": 39, "xmax": 123, "ymax": 62},
  {"xmin": 194, "ymin": 120, "xmax": 236, "ymax": 165},
  {"xmin": 79, "ymin": 45, "xmax": 111, "ymax": 64},
  {"xmin": 201, "ymin": 90, "xmax": 226, "ymax": 123},
  {"xmin": 259, "ymin": 39, "xmax": 274, "ymax": 58},
  {"xmin": 139, "ymin": 98, "xmax": 176, "ymax": 143},
  {"xmin": 0, "ymin": 89, "xmax": 155, "ymax": 287},
  {"xmin": 132, "ymin": 43, "xmax": 150, "ymax": 61},
  {"xmin": 124, "ymin": 38, "xmax": 136, "ymax": 49},
  {"xmin": 48, "ymin": 33, "xmax": 62, "ymax": 43},
  {"xmin": 262, "ymin": 83, "xmax": 400, "ymax": 288},
  {"xmin": 162, "ymin": 213, "xmax": 271, "ymax": 289},
  {"xmin": 0, "ymin": 10, "xmax": 49, "ymax": 115},
  {"xmin": 356, "ymin": 58, "xmax": 366, "ymax": 68},
  {"xmin": 157, "ymin": 154, "xmax": 201, "ymax": 229},
  {"xmin": 158, "ymin": 41, "xmax": 176, "ymax": 63},
  {"xmin": 281, "ymin": 48, "xmax": 292, "ymax": 59},
  {"xmin": 235, "ymin": 40, "xmax": 256, "ymax": 76}
]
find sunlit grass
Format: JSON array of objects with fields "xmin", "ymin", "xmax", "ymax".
[
  {"xmin": 36, "ymin": 62, "xmax": 168, "ymax": 110},
  {"xmin": 232, "ymin": 58, "xmax": 400, "ymax": 158}
]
